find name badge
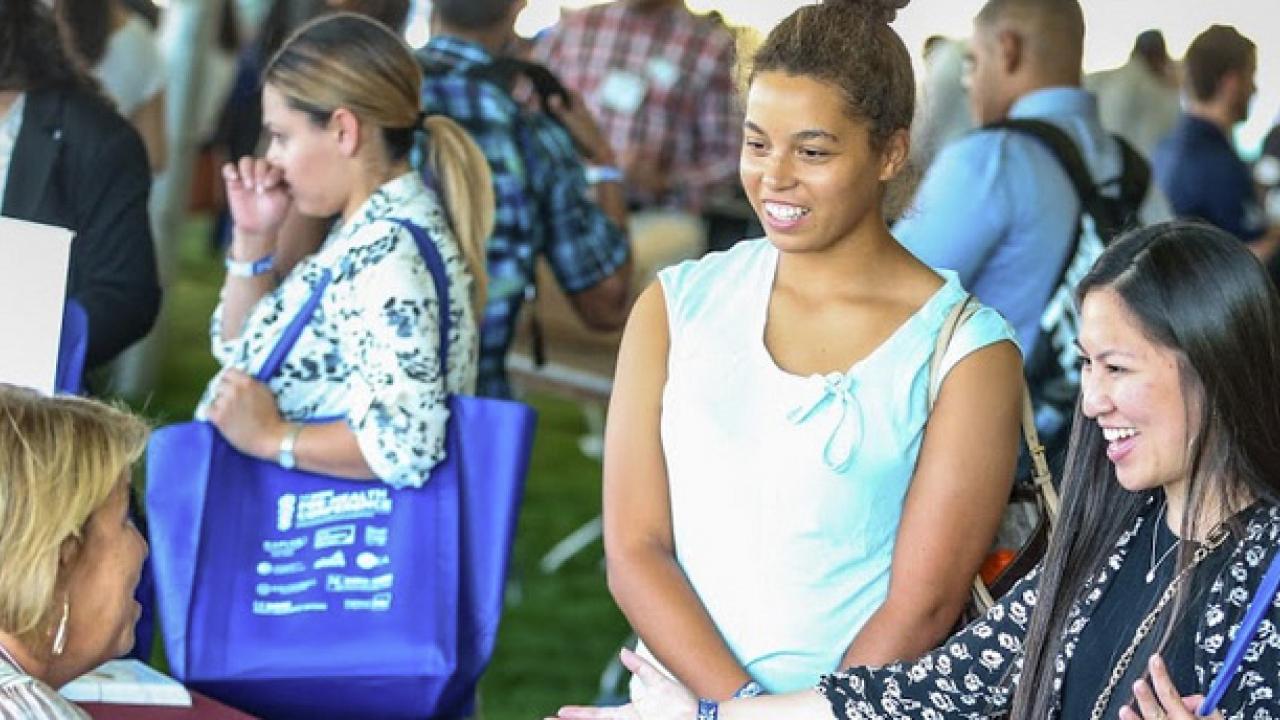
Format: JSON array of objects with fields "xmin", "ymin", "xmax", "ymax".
[
  {"xmin": 646, "ymin": 57, "xmax": 680, "ymax": 92},
  {"xmin": 597, "ymin": 69, "xmax": 648, "ymax": 114}
]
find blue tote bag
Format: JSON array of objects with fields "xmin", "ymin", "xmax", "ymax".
[{"xmin": 147, "ymin": 221, "xmax": 535, "ymax": 719}]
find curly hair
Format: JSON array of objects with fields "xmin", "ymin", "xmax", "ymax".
[
  {"xmin": 749, "ymin": 0, "xmax": 914, "ymax": 151},
  {"xmin": 0, "ymin": 0, "xmax": 95, "ymax": 93}
]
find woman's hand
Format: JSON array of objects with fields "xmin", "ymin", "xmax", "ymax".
[
  {"xmin": 206, "ymin": 369, "xmax": 287, "ymax": 461},
  {"xmin": 1118, "ymin": 655, "xmax": 1224, "ymax": 720},
  {"xmin": 550, "ymin": 649, "xmax": 697, "ymax": 720},
  {"xmin": 223, "ymin": 156, "xmax": 291, "ymax": 252}
]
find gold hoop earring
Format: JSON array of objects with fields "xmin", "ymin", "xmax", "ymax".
[{"xmin": 52, "ymin": 597, "xmax": 69, "ymax": 656}]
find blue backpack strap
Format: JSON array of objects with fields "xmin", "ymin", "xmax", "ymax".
[
  {"xmin": 391, "ymin": 218, "xmax": 452, "ymax": 379},
  {"xmin": 254, "ymin": 269, "xmax": 334, "ymax": 383}
]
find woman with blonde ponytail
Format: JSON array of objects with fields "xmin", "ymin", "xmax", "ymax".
[{"xmin": 195, "ymin": 12, "xmax": 493, "ymax": 489}]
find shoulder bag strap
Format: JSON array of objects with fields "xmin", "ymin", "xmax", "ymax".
[
  {"xmin": 983, "ymin": 118, "xmax": 1099, "ymax": 203},
  {"xmin": 254, "ymin": 270, "xmax": 334, "ymax": 383},
  {"xmin": 391, "ymin": 218, "xmax": 453, "ymax": 380},
  {"xmin": 927, "ymin": 294, "xmax": 1055, "ymax": 515},
  {"xmin": 981, "ymin": 119, "xmax": 1096, "ymax": 294},
  {"xmin": 928, "ymin": 294, "xmax": 1060, "ymax": 610},
  {"xmin": 1114, "ymin": 134, "xmax": 1152, "ymax": 212}
]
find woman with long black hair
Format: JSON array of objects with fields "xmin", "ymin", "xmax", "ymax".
[{"xmin": 552, "ymin": 220, "xmax": 1280, "ymax": 719}]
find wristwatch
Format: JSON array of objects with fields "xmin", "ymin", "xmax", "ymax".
[
  {"xmin": 226, "ymin": 253, "xmax": 275, "ymax": 278},
  {"xmin": 277, "ymin": 423, "xmax": 304, "ymax": 470}
]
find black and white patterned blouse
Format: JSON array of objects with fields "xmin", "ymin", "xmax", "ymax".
[
  {"xmin": 819, "ymin": 500, "xmax": 1280, "ymax": 719},
  {"xmin": 196, "ymin": 172, "xmax": 478, "ymax": 489}
]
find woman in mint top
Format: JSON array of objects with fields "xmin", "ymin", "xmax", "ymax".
[{"xmin": 602, "ymin": 0, "xmax": 1023, "ymax": 701}]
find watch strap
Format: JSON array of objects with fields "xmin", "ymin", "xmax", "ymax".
[{"xmin": 277, "ymin": 422, "xmax": 303, "ymax": 469}]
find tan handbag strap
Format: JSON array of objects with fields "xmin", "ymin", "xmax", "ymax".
[
  {"xmin": 928, "ymin": 294, "xmax": 1061, "ymax": 613},
  {"xmin": 927, "ymin": 293, "xmax": 1058, "ymax": 520}
]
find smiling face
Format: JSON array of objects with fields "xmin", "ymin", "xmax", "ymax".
[
  {"xmin": 262, "ymin": 84, "xmax": 351, "ymax": 217},
  {"xmin": 1078, "ymin": 288, "xmax": 1199, "ymax": 498},
  {"xmin": 740, "ymin": 71, "xmax": 900, "ymax": 255}
]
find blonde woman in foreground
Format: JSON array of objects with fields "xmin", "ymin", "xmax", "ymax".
[{"xmin": 0, "ymin": 385, "xmax": 150, "ymax": 719}]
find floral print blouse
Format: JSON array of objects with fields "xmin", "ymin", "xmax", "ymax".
[
  {"xmin": 819, "ymin": 501, "xmax": 1280, "ymax": 719},
  {"xmin": 196, "ymin": 172, "xmax": 478, "ymax": 488}
]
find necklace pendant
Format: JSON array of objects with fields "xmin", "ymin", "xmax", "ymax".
[{"xmin": 1145, "ymin": 568, "xmax": 1156, "ymax": 583}]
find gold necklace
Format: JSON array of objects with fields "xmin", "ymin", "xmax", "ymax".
[{"xmin": 1089, "ymin": 527, "xmax": 1231, "ymax": 720}]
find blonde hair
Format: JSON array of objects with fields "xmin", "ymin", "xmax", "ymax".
[
  {"xmin": 0, "ymin": 385, "xmax": 148, "ymax": 645},
  {"xmin": 266, "ymin": 12, "xmax": 494, "ymax": 317}
]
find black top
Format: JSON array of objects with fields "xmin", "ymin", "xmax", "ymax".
[{"xmin": 1060, "ymin": 506, "xmax": 1233, "ymax": 718}]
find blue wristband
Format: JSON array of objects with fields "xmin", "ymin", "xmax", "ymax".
[
  {"xmin": 584, "ymin": 164, "xmax": 624, "ymax": 185},
  {"xmin": 225, "ymin": 253, "xmax": 275, "ymax": 278},
  {"xmin": 696, "ymin": 698, "xmax": 719, "ymax": 720}
]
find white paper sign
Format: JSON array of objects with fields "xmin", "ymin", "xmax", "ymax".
[{"xmin": 0, "ymin": 216, "xmax": 73, "ymax": 395}]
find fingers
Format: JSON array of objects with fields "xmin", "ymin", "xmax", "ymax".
[
  {"xmin": 551, "ymin": 706, "xmax": 632, "ymax": 719},
  {"xmin": 225, "ymin": 156, "xmax": 284, "ymax": 194},
  {"xmin": 1148, "ymin": 656, "xmax": 1185, "ymax": 714},
  {"xmin": 221, "ymin": 368, "xmax": 253, "ymax": 386},
  {"xmin": 207, "ymin": 370, "xmax": 252, "ymax": 416},
  {"xmin": 1133, "ymin": 679, "xmax": 1167, "ymax": 720},
  {"xmin": 1181, "ymin": 695, "xmax": 1220, "ymax": 717},
  {"xmin": 619, "ymin": 647, "xmax": 668, "ymax": 688}
]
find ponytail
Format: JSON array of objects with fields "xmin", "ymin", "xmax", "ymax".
[{"xmin": 423, "ymin": 115, "xmax": 493, "ymax": 320}]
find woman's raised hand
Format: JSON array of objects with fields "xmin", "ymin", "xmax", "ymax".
[
  {"xmin": 223, "ymin": 157, "xmax": 290, "ymax": 242},
  {"xmin": 549, "ymin": 649, "xmax": 697, "ymax": 720}
]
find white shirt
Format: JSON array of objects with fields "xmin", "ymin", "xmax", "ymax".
[
  {"xmin": 94, "ymin": 15, "xmax": 165, "ymax": 116},
  {"xmin": 0, "ymin": 93, "xmax": 25, "ymax": 209},
  {"xmin": 196, "ymin": 173, "xmax": 479, "ymax": 489}
]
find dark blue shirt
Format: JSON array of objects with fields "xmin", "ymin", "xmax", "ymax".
[
  {"xmin": 1153, "ymin": 114, "xmax": 1266, "ymax": 242},
  {"xmin": 420, "ymin": 36, "xmax": 630, "ymax": 398}
]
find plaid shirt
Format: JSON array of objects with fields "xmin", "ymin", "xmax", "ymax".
[
  {"xmin": 532, "ymin": 2, "xmax": 742, "ymax": 211},
  {"xmin": 420, "ymin": 36, "xmax": 630, "ymax": 398}
]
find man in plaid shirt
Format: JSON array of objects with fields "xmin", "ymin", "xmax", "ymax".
[
  {"xmin": 532, "ymin": 0, "xmax": 743, "ymax": 214},
  {"xmin": 422, "ymin": 0, "xmax": 633, "ymax": 399}
]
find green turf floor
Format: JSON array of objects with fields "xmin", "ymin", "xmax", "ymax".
[{"xmin": 131, "ymin": 216, "xmax": 630, "ymax": 719}]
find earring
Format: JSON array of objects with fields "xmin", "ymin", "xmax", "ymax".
[{"xmin": 51, "ymin": 598, "xmax": 69, "ymax": 656}]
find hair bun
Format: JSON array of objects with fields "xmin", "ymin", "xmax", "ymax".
[{"xmin": 828, "ymin": 0, "xmax": 910, "ymax": 23}]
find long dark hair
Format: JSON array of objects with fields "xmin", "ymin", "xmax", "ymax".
[
  {"xmin": 54, "ymin": 0, "xmax": 113, "ymax": 67},
  {"xmin": 1010, "ymin": 221, "xmax": 1280, "ymax": 717},
  {"xmin": 0, "ymin": 0, "xmax": 96, "ymax": 93}
]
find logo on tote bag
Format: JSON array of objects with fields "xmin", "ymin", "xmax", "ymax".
[{"xmin": 277, "ymin": 494, "xmax": 298, "ymax": 531}]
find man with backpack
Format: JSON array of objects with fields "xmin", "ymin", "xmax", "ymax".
[
  {"xmin": 895, "ymin": 0, "xmax": 1170, "ymax": 452},
  {"xmin": 420, "ymin": 0, "xmax": 632, "ymax": 399}
]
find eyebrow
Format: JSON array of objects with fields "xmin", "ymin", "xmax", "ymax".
[
  {"xmin": 743, "ymin": 120, "xmax": 839, "ymax": 143},
  {"xmin": 1072, "ymin": 340, "xmax": 1133, "ymax": 361}
]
